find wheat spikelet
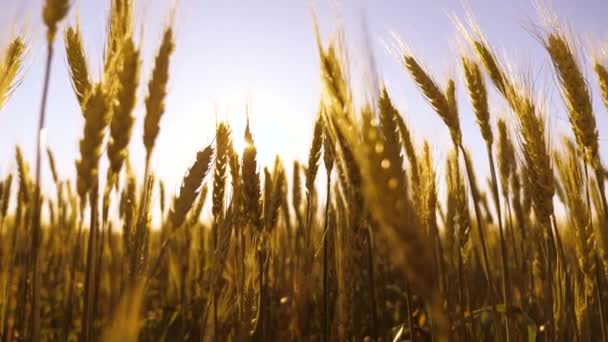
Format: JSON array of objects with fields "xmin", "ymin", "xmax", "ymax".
[
  {"xmin": 330, "ymin": 104, "xmax": 447, "ymax": 338},
  {"xmin": 555, "ymin": 140, "xmax": 595, "ymax": 291},
  {"xmin": 292, "ymin": 161, "xmax": 302, "ymax": 225},
  {"xmin": 170, "ymin": 145, "xmax": 213, "ymax": 228},
  {"xmin": 42, "ymin": 0, "xmax": 69, "ymax": 43},
  {"xmin": 143, "ymin": 27, "xmax": 175, "ymax": 163},
  {"xmin": 0, "ymin": 37, "xmax": 25, "ymax": 110},
  {"xmin": 595, "ymin": 63, "xmax": 608, "ymax": 111},
  {"xmin": 121, "ymin": 173, "xmax": 137, "ymax": 253},
  {"xmin": 451, "ymin": 152, "xmax": 471, "ymax": 267},
  {"xmin": 241, "ymin": 120, "xmax": 261, "ymax": 230},
  {"xmin": 543, "ymin": 31, "xmax": 599, "ymax": 168},
  {"xmin": 0, "ymin": 174, "xmax": 11, "ymax": 220},
  {"xmin": 75, "ymin": 84, "xmax": 110, "ymax": 202},
  {"xmin": 266, "ymin": 157, "xmax": 285, "ymax": 230},
  {"xmin": 318, "ymin": 43, "xmax": 352, "ymax": 119},
  {"xmin": 64, "ymin": 25, "xmax": 91, "ymax": 109},
  {"xmin": 404, "ymin": 55, "xmax": 461, "ymax": 146},
  {"xmin": 462, "ymin": 57, "xmax": 492, "ymax": 145},
  {"xmin": 419, "ymin": 142, "xmax": 439, "ymax": 236},
  {"xmin": 497, "ymin": 119, "xmax": 514, "ymax": 198},
  {"xmin": 394, "ymin": 113, "xmax": 418, "ymax": 186},
  {"xmin": 130, "ymin": 175, "xmax": 154, "ymax": 283},
  {"xmin": 107, "ymin": 37, "xmax": 140, "ymax": 181},
  {"xmin": 513, "ymin": 94, "xmax": 554, "ymax": 225},
  {"xmin": 318, "ymin": 41, "xmax": 363, "ymax": 216},
  {"xmin": 378, "ymin": 88, "xmax": 405, "ymax": 182},
  {"xmin": 228, "ymin": 144, "xmax": 240, "ymax": 198},
  {"xmin": 212, "ymin": 123, "xmax": 231, "ymax": 224},
  {"xmin": 457, "ymin": 27, "xmax": 511, "ymax": 97},
  {"xmin": 305, "ymin": 114, "xmax": 323, "ymax": 197},
  {"xmin": 188, "ymin": 184, "xmax": 208, "ymax": 226},
  {"xmin": 444, "ymin": 152, "xmax": 458, "ymax": 258},
  {"xmin": 263, "ymin": 167, "xmax": 274, "ymax": 231},
  {"xmin": 322, "ymin": 116, "xmax": 334, "ymax": 174},
  {"xmin": 15, "ymin": 146, "xmax": 31, "ymax": 203},
  {"xmin": 105, "ymin": 0, "xmax": 134, "ymax": 73},
  {"xmin": 466, "ymin": 30, "xmax": 555, "ymax": 226}
]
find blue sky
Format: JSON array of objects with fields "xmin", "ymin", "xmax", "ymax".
[{"xmin": 0, "ymin": 0, "xmax": 607, "ymax": 203}]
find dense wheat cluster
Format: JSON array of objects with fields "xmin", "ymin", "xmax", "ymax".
[{"xmin": 2, "ymin": 0, "xmax": 608, "ymax": 341}]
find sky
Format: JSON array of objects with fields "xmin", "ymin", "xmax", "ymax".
[{"xmin": 0, "ymin": 0, "xmax": 607, "ymax": 212}]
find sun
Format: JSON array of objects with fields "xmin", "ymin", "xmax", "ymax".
[{"xmin": 222, "ymin": 88, "xmax": 313, "ymax": 169}]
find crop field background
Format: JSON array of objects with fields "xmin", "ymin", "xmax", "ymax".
[{"xmin": 0, "ymin": 0, "xmax": 608, "ymax": 341}]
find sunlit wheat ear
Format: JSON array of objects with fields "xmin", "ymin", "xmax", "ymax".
[
  {"xmin": 228, "ymin": 144, "xmax": 240, "ymax": 193},
  {"xmin": 444, "ymin": 151, "xmax": 457, "ymax": 255},
  {"xmin": 292, "ymin": 161, "xmax": 302, "ymax": 222},
  {"xmin": 403, "ymin": 55, "xmax": 461, "ymax": 146},
  {"xmin": 305, "ymin": 113, "xmax": 323, "ymax": 197},
  {"xmin": 454, "ymin": 17, "xmax": 511, "ymax": 97},
  {"xmin": 266, "ymin": 157, "xmax": 285, "ymax": 230},
  {"xmin": 129, "ymin": 174, "xmax": 152, "ymax": 284},
  {"xmin": 241, "ymin": 119, "xmax": 261, "ymax": 229},
  {"xmin": 170, "ymin": 145, "xmax": 213, "ymax": 228},
  {"xmin": 595, "ymin": 62, "xmax": 608, "ymax": 111},
  {"xmin": 317, "ymin": 39, "xmax": 353, "ymax": 121},
  {"xmin": 188, "ymin": 184, "xmax": 208, "ymax": 226},
  {"xmin": 75, "ymin": 84, "xmax": 110, "ymax": 202},
  {"xmin": 212, "ymin": 122, "xmax": 231, "ymax": 223},
  {"xmin": 64, "ymin": 25, "xmax": 91, "ymax": 110},
  {"xmin": 43, "ymin": 0, "xmax": 70, "ymax": 43},
  {"xmin": 143, "ymin": 26, "xmax": 175, "ymax": 164},
  {"xmin": 541, "ymin": 29, "xmax": 599, "ymax": 168},
  {"xmin": 263, "ymin": 167, "xmax": 273, "ymax": 230},
  {"xmin": 448, "ymin": 150, "xmax": 471, "ymax": 261},
  {"xmin": 419, "ymin": 142, "xmax": 440, "ymax": 233},
  {"xmin": 496, "ymin": 119, "xmax": 515, "ymax": 197},
  {"xmin": 513, "ymin": 89, "xmax": 555, "ymax": 225},
  {"xmin": 462, "ymin": 57, "xmax": 492, "ymax": 145},
  {"xmin": 378, "ymin": 88, "xmax": 404, "ymax": 175},
  {"xmin": 0, "ymin": 174, "xmax": 12, "ymax": 219},
  {"xmin": 107, "ymin": 38, "xmax": 140, "ymax": 183},
  {"xmin": 322, "ymin": 116, "xmax": 334, "ymax": 173},
  {"xmin": 105, "ymin": 0, "xmax": 134, "ymax": 73},
  {"xmin": 555, "ymin": 140, "xmax": 595, "ymax": 289},
  {"xmin": 0, "ymin": 37, "xmax": 25, "ymax": 110},
  {"xmin": 394, "ymin": 113, "xmax": 418, "ymax": 184},
  {"xmin": 329, "ymin": 108, "xmax": 447, "ymax": 338},
  {"xmin": 16, "ymin": 147, "xmax": 31, "ymax": 204},
  {"xmin": 463, "ymin": 25, "xmax": 555, "ymax": 225}
]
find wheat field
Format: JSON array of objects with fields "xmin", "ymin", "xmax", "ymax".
[{"xmin": 0, "ymin": 0, "xmax": 608, "ymax": 341}]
